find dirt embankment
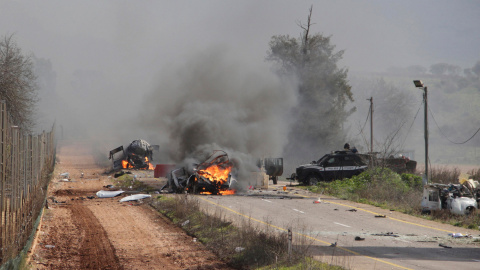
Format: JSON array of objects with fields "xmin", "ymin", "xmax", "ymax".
[{"xmin": 28, "ymin": 141, "xmax": 231, "ymax": 270}]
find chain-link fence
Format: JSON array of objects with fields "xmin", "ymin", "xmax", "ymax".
[{"xmin": 0, "ymin": 100, "xmax": 56, "ymax": 264}]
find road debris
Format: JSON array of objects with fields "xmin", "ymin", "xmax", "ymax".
[
  {"xmin": 449, "ymin": 233, "xmax": 472, "ymax": 238},
  {"xmin": 119, "ymin": 194, "xmax": 152, "ymax": 202},
  {"xmin": 439, "ymin": 243, "xmax": 452, "ymax": 248},
  {"xmin": 330, "ymin": 242, "xmax": 337, "ymax": 247},
  {"xmin": 372, "ymin": 232, "xmax": 399, "ymax": 237},
  {"xmin": 96, "ymin": 190, "xmax": 125, "ymax": 198},
  {"xmin": 355, "ymin": 236, "xmax": 365, "ymax": 241},
  {"xmin": 375, "ymin": 215, "xmax": 386, "ymax": 218},
  {"xmin": 347, "ymin": 208, "xmax": 357, "ymax": 212}
]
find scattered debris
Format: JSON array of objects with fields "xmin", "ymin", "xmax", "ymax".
[
  {"xmin": 119, "ymin": 194, "xmax": 152, "ymax": 202},
  {"xmin": 44, "ymin": 245, "xmax": 55, "ymax": 249},
  {"xmin": 439, "ymin": 243, "xmax": 452, "ymax": 248},
  {"xmin": 114, "ymin": 171, "xmax": 132, "ymax": 178},
  {"xmin": 372, "ymin": 232, "xmax": 399, "ymax": 237},
  {"xmin": 96, "ymin": 190, "xmax": 125, "ymax": 198},
  {"xmin": 347, "ymin": 209, "xmax": 357, "ymax": 212},
  {"xmin": 103, "ymin": 185, "xmax": 114, "ymax": 189},
  {"xmin": 375, "ymin": 215, "xmax": 386, "ymax": 218},
  {"xmin": 235, "ymin": 247, "xmax": 245, "ymax": 253},
  {"xmin": 354, "ymin": 236, "xmax": 365, "ymax": 241},
  {"xmin": 181, "ymin": 220, "xmax": 190, "ymax": 227},
  {"xmin": 449, "ymin": 233, "xmax": 472, "ymax": 238},
  {"xmin": 334, "ymin": 208, "xmax": 339, "ymax": 211},
  {"xmin": 313, "ymin": 198, "xmax": 321, "ymax": 204},
  {"xmin": 330, "ymin": 242, "xmax": 337, "ymax": 247},
  {"xmin": 60, "ymin": 172, "xmax": 70, "ymax": 179},
  {"xmin": 87, "ymin": 196, "xmax": 95, "ymax": 199}
]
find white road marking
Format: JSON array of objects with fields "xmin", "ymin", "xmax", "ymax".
[
  {"xmin": 396, "ymin": 239, "xmax": 411, "ymax": 243},
  {"xmin": 293, "ymin": 209, "xmax": 305, "ymax": 214},
  {"xmin": 334, "ymin": 222, "xmax": 351, "ymax": 228},
  {"xmin": 262, "ymin": 199, "xmax": 272, "ymax": 203}
]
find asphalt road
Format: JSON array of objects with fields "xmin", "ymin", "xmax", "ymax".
[{"xmin": 195, "ymin": 181, "xmax": 480, "ymax": 270}]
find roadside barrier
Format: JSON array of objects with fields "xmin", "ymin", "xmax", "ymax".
[{"xmin": 0, "ymin": 100, "xmax": 56, "ymax": 265}]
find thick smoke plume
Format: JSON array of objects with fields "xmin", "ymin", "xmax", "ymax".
[{"xmin": 138, "ymin": 47, "xmax": 296, "ymax": 181}]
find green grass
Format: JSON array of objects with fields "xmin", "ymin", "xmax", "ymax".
[{"xmin": 307, "ymin": 167, "xmax": 480, "ymax": 230}]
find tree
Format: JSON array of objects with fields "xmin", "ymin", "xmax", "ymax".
[
  {"xmin": 0, "ymin": 34, "xmax": 37, "ymax": 131},
  {"xmin": 266, "ymin": 6, "xmax": 354, "ymax": 164}
]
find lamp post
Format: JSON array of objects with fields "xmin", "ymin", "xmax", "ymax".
[{"xmin": 413, "ymin": 80, "xmax": 428, "ymax": 185}]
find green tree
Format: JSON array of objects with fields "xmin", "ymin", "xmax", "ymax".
[
  {"xmin": 0, "ymin": 34, "xmax": 37, "ymax": 131},
  {"xmin": 266, "ymin": 6, "xmax": 354, "ymax": 163}
]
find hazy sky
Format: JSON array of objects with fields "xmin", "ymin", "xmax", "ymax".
[{"xmin": 1, "ymin": 0, "xmax": 479, "ymax": 157}]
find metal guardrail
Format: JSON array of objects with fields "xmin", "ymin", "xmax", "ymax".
[{"xmin": 0, "ymin": 100, "xmax": 56, "ymax": 264}]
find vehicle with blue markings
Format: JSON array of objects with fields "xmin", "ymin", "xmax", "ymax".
[{"xmin": 291, "ymin": 150, "xmax": 369, "ymax": 185}]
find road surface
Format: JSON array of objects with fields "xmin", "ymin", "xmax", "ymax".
[{"xmin": 196, "ymin": 181, "xmax": 480, "ymax": 270}]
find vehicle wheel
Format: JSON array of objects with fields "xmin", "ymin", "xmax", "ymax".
[
  {"xmin": 307, "ymin": 175, "xmax": 320, "ymax": 186},
  {"xmin": 466, "ymin": 206, "xmax": 476, "ymax": 215},
  {"xmin": 272, "ymin": 176, "xmax": 278, "ymax": 185}
]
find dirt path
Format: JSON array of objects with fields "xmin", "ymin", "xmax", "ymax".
[{"xmin": 28, "ymin": 141, "xmax": 230, "ymax": 270}]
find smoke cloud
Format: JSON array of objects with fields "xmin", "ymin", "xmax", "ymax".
[{"xmin": 137, "ymin": 47, "xmax": 296, "ymax": 178}]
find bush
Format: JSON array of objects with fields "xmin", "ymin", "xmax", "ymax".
[{"xmin": 315, "ymin": 168, "xmax": 421, "ymax": 211}]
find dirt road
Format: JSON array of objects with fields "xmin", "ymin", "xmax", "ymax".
[{"xmin": 28, "ymin": 141, "xmax": 230, "ymax": 270}]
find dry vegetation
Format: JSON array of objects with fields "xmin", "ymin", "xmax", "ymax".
[
  {"xmin": 150, "ymin": 195, "xmax": 343, "ymax": 270},
  {"xmin": 309, "ymin": 166, "xmax": 480, "ymax": 229}
]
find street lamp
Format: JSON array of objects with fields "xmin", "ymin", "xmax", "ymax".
[{"xmin": 413, "ymin": 80, "xmax": 428, "ymax": 185}]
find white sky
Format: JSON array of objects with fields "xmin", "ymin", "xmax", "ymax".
[{"xmin": 1, "ymin": 0, "xmax": 479, "ymax": 139}]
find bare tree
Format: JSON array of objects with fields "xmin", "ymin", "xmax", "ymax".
[{"xmin": 0, "ymin": 34, "xmax": 38, "ymax": 131}]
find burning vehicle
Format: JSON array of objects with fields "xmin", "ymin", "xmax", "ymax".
[
  {"xmin": 165, "ymin": 150, "xmax": 237, "ymax": 195},
  {"xmin": 109, "ymin": 139, "xmax": 159, "ymax": 170},
  {"xmin": 421, "ymin": 176, "xmax": 480, "ymax": 215}
]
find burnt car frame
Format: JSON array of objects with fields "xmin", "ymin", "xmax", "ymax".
[
  {"xmin": 109, "ymin": 139, "xmax": 159, "ymax": 170},
  {"xmin": 166, "ymin": 150, "xmax": 236, "ymax": 194}
]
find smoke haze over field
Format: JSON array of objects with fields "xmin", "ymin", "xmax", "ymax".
[{"xmin": 1, "ymin": 1, "xmax": 480, "ymax": 167}]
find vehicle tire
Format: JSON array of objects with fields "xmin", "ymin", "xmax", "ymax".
[
  {"xmin": 307, "ymin": 175, "xmax": 320, "ymax": 186},
  {"xmin": 272, "ymin": 176, "xmax": 278, "ymax": 185}
]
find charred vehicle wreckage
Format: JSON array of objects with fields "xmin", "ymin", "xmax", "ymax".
[
  {"xmin": 109, "ymin": 139, "xmax": 159, "ymax": 170},
  {"xmin": 165, "ymin": 150, "xmax": 237, "ymax": 195},
  {"xmin": 422, "ymin": 176, "xmax": 480, "ymax": 215},
  {"xmin": 290, "ymin": 149, "xmax": 417, "ymax": 185}
]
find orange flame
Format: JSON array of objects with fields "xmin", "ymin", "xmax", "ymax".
[
  {"xmin": 121, "ymin": 157, "xmax": 154, "ymax": 170},
  {"xmin": 198, "ymin": 164, "xmax": 232, "ymax": 184},
  {"xmin": 122, "ymin": 160, "xmax": 133, "ymax": 169},
  {"xmin": 219, "ymin": 189, "xmax": 236, "ymax": 195}
]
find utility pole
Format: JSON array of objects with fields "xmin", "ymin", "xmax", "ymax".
[
  {"xmin": 368, "ymin": 97, "xmax": 373, "ymax": 154},
  {"xmin": 423, "ymin": 86, "xmax": 429, "ymax": 184},
  {"xmin": 414, "ymin": 80, "xmax": 428, "ymax": 185}
]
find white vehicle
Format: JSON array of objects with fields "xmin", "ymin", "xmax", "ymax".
[{"xmin": 421, "ymin": 180, "xmax": 479, "ymax": 215}]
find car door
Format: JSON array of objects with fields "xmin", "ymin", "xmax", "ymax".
[{"xmin": 322, "ymin": 156, "xmax": 342, "ymax": 180}]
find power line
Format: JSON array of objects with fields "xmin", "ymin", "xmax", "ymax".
[
  {"xmin": 399, "ymin": 101, "xmax": 423, "ymax": 151},
  {"xmin": 355, "ymin": 102, "xmax": 371, "ymax": 136},
  {"xmin": 428, "ymin": 105, "xmax": 480, "ymax": 144}
]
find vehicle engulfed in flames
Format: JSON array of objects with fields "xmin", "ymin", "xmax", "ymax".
[
  {"xmin": 109, "ymin": 139, "xmax": 158, "ymax": 170},
  {"xmin": 166, "ymin": 150, "xmax": 236, "ymax": 195}
]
